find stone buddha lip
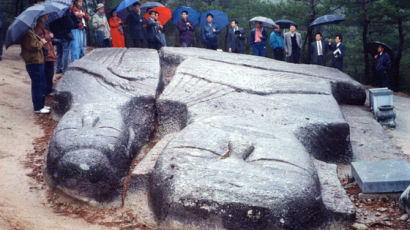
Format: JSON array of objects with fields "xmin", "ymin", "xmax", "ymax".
[{"xmin": 46, "ymin": 47, "xmax": 366, "ymax": 228}]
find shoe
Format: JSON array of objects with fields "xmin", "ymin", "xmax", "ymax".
[
  {"xmin": 44, "ymin": 106, "xmax": 51, "ymax": 110},
  {"xmin": 34, "ymin": 107, "xmax": 50, "ymax": 114}
]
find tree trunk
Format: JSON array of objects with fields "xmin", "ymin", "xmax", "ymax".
[
  {"xmin": 391, "ymin": 17, "xmax": 403, "ymax": 91},
  {"xmin": 362, "ymin": 0, "xmax": 371, "ymax": 84},
  {"xmin": 302, "ymin": 0, "xmax": 315, "ymax": 64}
]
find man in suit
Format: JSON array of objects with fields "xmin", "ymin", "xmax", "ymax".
[
  {"xmin": 328, "ymin": 34, "xmax": 346, "ymax": 71},
  {"xmin": 374, "ymin": 45, "xmax": 391, "ymax": 88},
  {"xmin": 310, "ymin": 32, "xmax": 327, "ymax": 66},
  {"xmin": 126, "ymin": 3, "xmax": 146, "ymax": 48},
  {"xmin": 202, "ymin": 13, "xmax": 221, "ymax": 50},
  {"xmin": 227, "ymin": 19, "xmax": 245, "ymax": 53},
  {"xmin": 284, "ymin": 25, "xmax": 302, "ymax": 63},
  {"xmin": 146, "ymin": 10, "xmax": 161, "ymax": 50}
]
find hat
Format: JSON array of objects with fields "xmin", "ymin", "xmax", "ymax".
[{"xmin": 96, "ymin": 3, "xmax": 104, "ymax": 10}]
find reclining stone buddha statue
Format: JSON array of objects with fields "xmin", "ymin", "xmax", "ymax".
[{"xmin": 46, "ymin": 47, "xmax": 365, "ymax": 229}]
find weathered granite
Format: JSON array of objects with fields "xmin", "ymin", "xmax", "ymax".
[
  {"xmin": 400, "ymin": 185, "xmax": 410, "ymax": 214},
  {"xmin": 46, "ymin": 47, "xmax": 366, "ymax": 228}
]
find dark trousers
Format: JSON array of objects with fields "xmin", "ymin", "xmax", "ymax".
[
  {"xmin": 181, "ymin": 42, "xmax": 192, "ymax": 47},
  {"xmin": 0, "ymin": 39, "xmax": 3, "ymax": 59},
  {"xmin": 95, "ymin": 31, "xmax": 111, "ymax": 48},
  {"xmin": 314, "ymin": 55, "xmax": 326, "ymax": 66},
  {"xmin": 26, "ymin": 64, "xmax": 46, "ymax": 111},
  {"xmin": 273, "ymin": 48, "xmax": 284, "ymax": 61},
  {"xmin": 253, "ymin": 43, "xmax": 266, "ymax": 57},
  {"xmin": 332, "ymin": 59, "xmax": 343, "ymax": 71},
  {"xmin": 56, "ymin": 39, "xmax": 70, "ymax": 73},
  {"xmin": 288, "ymin": 48, "xmax": 300, "ymax": 63},
  {"xmin": 44, "ymin": 61, "xmax": 55, "ymax": 95},
  {"xmin": 148, "ymin": 40, "xmax": 161, "ymax": 50},
  {"xmin": 205, "ymin": 39, "xmax": 218, "ymax": 50},
  {"xmin": 132, "ymin": 39, "xmax": 145, "ymax": 48},
  {"xmin": 377, "ymin": 71, "xmax": 389, "ymax": 88}
]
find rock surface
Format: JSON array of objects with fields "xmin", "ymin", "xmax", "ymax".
[
  {"xmin": 47, "ymin": 47, "xmax": 366, "ymax": 228},
  {"xmin": 400, "ymin": 185, "xmax": 410, "ymax": 214}
]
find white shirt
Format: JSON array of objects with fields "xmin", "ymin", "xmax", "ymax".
[
  {"xmin": 317, "ymin": 41, "xmax": 323, "ymax": 55},
  {"xmin": 336, "ymin": 42, "xmax": 341, "ymax": 47}
]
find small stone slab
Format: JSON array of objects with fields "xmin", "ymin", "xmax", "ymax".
[{"xmin": 352, "ymin": 160, "xmax": 410, "ymax": 193}]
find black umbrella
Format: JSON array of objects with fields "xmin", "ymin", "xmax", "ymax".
[
  {"xmin": 366, "ymin": 41, "xmax": 394, "ymax": 59},
  {"xmin": 275, "ymin": 19, "xmax": 297, "ymax": 29},
  {"xmin": 140, "ymin": 2, "xmax": 164, "ymax": 12},
  {"xmin": 309, "ymin": 14, "xmax": 344, "ymax": 27}
]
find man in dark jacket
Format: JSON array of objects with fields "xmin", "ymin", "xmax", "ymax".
[
  {"xmin": 374, "ymin": 45, "xmax": 392, "ymax": 88},
  {"xmin": 328, "ymin": 34, "xmax": 346, "ymax": 71},
  {"xmin": 310, "ymin": 32, "xmax": 327, "ymax": 66},
  {"xmin": 126, "ymin": 3, "xmax": 146, "ymax": 48},
  {"xmin": 146, "ymin": 10, "xmax": 161, "ymax": 50},
  {"xmin": 50, "ymin": 9, "xmax": 75, "ymax": 73},
  {"xmin": 177, "ymin": 11, "xmax": 194, "ymax": 47},
  {"xmin": 227, "ymin": 19, "xmax": 245, "ymax": 53},
  {"xmin": 201, "ymin": 13, "xmax": 220, "ymax": 50}
]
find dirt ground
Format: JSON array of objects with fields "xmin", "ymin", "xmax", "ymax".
[{"xmin": 0, "ymin": 45, "xmax": 409, "ymax": 230}]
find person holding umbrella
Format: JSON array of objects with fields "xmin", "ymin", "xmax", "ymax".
[
  {"xmin": 109, "ymin": 10, "xmax": 125, "ymax": 48},
  {"xmin": 146, "ymin": 10, "xmax": 161, "ymax": 50},
  {"xmin": 284, "ymin": 25, "xmax": 302, "ymax": 63},
  {"xmin": 269, "ymin": 24, "xmax": 284, "ymax": 60},
  {"xmin": 374, "ymin": 45, "xmax": 391, "ymax": 88},
  {"xmin": 250, "ymin": 21, "xmax": 267, "ymax": 57},
  {"xmin": 126, "ymin": 3, "xmax": 146, "ymax": 48},
  {"xmin": 71, "ymin": 0, "xmax": 89, "ymax": 61},
  {"xmin": 227, "ymin": 19, "xmax": 245, "ymax": 54},
  {"xmin": 91, "ymin": 3, "xmax": 111, "ymax": 48},
  {"xmin": 177, "ymin": 10, "xmax": 194, "ymax": 47},
  {"xmin": 21, "ymin": 19, "xmax": 49, "ymax": 113},
  {"xmin": 328, "ymin": 34, "xmax": 346, "ymax": 71},
  {"xmin": 34, "ymin": 14, "xmax": 57, "ymax": 96},
  {"xmin": 202, "ymin": 13, "xmax": 220, "ymax": 50}
]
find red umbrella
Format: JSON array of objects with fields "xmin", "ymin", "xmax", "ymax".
[{"xmin": 144, "ymin": 6, "xmax": 172, "ymax": 26}]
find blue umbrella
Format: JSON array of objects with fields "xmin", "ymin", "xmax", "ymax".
[
  {"xmin": 45, "ymin": 0, "xmax": 72, "ymax": 6},
  {"xmin": 309, "ymin": 14, "xmax": 344, "ymax": 27},
  {"xmin": 5, "ymin": 4, "xmax": 46, "ymax": 48},
  {"xmin": 275, "ymin": 19, "xmax": 297, "ymax": 29},
  {"xmin": 200, "ymin": 10, "xmax": 229, "ymax": 30},
  {"xmin": 172, "ymin": 6, "xmax": 201, "ymax": 27},
  {"xmin": 45, "ymin": 2, "xmax": 70, "ymax": 24},
  {"xmin": 116, "ymin": 0, "xmax": 139, "ymax": 13}
]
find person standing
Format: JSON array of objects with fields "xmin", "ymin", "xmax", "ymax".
[
  {"xmin": 284, "ymin": 25, "xmax": 302, "ymax": 63},
  {"xmin": 109, "ymin": 10, "xmax": 125, "ymax": 48},
  {"xmin": 50, "ymin": 3, "xmax": 75, "ymax": 74},
  {"xmin": 310, "ymin": 32, "xmax": 327, "ymax": 66},
  {"xmin": 328, "ymin": 34, "xmax": 346, "ymax": 71},
  {"xmin": 227, "ymin": 19, "xmax": 245, "ymax": 54},
  {"xmin": 92, "ymin": 3, "xmax": 111, "ymax": 48},
  {"xmin": 35, "ymin": 15, "xmax": 57, "ymax": 96},
  {"xmin": 202, "ymin": 13, "xmax": 220, "ymax": 50},
  {"xmin": 21, "ymin": 23, "xmax": 49, "ymax": 113},
  {"xmin": 126, "ymin": 3, "xmax": 146, "ymax": 48},
  {"xmin": 177, "ymin": 10, "xmax": 194, "ymax": 47},
  {"xmin": 250, "ymin": 21, "xmax": 267, "ymax": 57},
  {"xmin": 71, "ymin": 0, "xmax": 89, "ymax": 61},
  {"xmin": 146, "ymin": 10, "xmax": 161, "ymax": 50},
  {"xmin": 374, "ymin": 45, "xmax": 391, "ymax": 88},
  {"xmin": 269, "ymin": 24, "xmax": 284, "ymax": 60},
  {"xmin": 0, "ymin": 10, "xmax": 3, "ymax": 61}
]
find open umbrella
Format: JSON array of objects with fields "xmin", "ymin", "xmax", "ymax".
[
  {"xmin": 172, "ymin": 6, "xmax": 201, "ymax": 27},
  {"xmin": 275, "ymin": 19, "xmax": 296, "ymax": 29},
  {"xmin": 45, "ymin": 2, "xmax": 70, "ymax": 24},
  {"xmin": 309, "ymin": 14, "xmax": 344, "ymax": 27},
  {"xmin": 116, "ymin": 0, "xmax": 139, "ymax": 13},
  {"xmin": 45, "ymin": 0, "xmax": 72, "ymax": 6},
  {"xmin": 249, "ymin": 16, "xmax": 277, "ymax": 29},
  {"xmin": 140, "ymin": 2, "xmax": 164, "ymax": 12},
  {"xmin": 5, "ymin": 4, "xmax": 46, "ymax": 48},
  {"xmin": 366, "ymin": 41, "xmax": 394, "ymax": 59},
  {"xmin": 200, "ymin": 10, "xmax": 229, "ymax": 30},
  {"xmin": 144, "ymin": 6, "xmax": 172, "ymax": 26}
]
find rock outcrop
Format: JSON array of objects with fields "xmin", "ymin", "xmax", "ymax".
[{"xmin": 46, "ymin": 47, "xmax": 366, "ymax": 228}]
